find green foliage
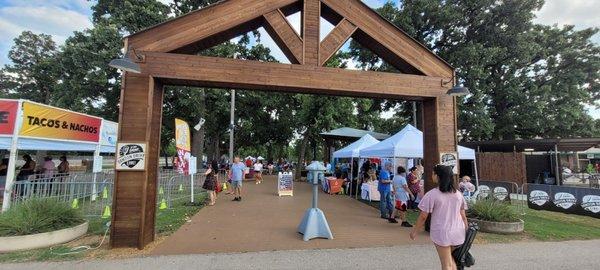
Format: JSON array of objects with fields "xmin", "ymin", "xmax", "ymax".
[
  {"xmin": 0, "ymin": 199, "xmax": 85, "ymax": 237},
  {"xmin": 467, "ymin": 198, "xmax": 519, "ymax": 222},
  {"xmin": 0, "ymin": 31, "xmax": 59, "ymax": 104},
  {"xmin": 352, "ymin": 0, "xmax": 600, "ymax": 140}
]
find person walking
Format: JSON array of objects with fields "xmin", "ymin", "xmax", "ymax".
[
  {"xmin": 203, "ymin": 160, "xmax": 219, "ymax": 206},
  {"xmin": 392, "ymin": 166, "xmax": 413, "ymax": 227},
  {"xmin": 410, "ymin": 165, "xmax": 469, "ymax": 270},
  {"xmin": 407, "ymin": 166, "xmax": 421, "ymax": 210},
  {"xmin": 254, "ymin": 160, "xmax": 263, "ymax": 184},
  {"xmin": 57, "ymin": 156, "xmax": 70, "ymax": 175},
  {"xmin": 230, "ymin": 156, "xmax": 246, "ymax": 201},
  {"xmin": 378, "ymin": 162, "xmax": 395, "ymax": 223}
]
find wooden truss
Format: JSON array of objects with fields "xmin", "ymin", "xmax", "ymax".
[{"xmin": 112, "ymin": 0, "xmax": 458, "ymax": 249}]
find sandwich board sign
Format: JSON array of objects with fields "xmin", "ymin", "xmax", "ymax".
[{"xmin": 278, "ymin": 172, "xmax": 293, "ymax": 197}]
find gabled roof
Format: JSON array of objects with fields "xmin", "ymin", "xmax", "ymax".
[
  {"xmin": 125, "ymin": 0, "xmax": 453, "ymax": 77},
  {"xmin": 321, "ymin": 127, "xmax": 390, "ymax": 141}
]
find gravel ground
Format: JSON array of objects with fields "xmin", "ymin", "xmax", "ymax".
[{"xmin": 3, "ymin": 239, "xmax": 600, "ymax": 270}]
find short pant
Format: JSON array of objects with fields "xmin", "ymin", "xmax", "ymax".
[
  {"xmin": 232, "ymin": 180, "xmax": 242, "ymax": 188},
  {"xmin": 395, "ymin": 200, "xmax": 407, "ymax": 211}
]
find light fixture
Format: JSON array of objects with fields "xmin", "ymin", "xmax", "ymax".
[
  {"xmin": 446, "ymin": 85, "xmax": 470, "ymax": 96},
  {"xmin": 524, "ymin": 148, "xmax": 535, "ymax": 152},
  {"xmin": 442, "ymin": 76, "xmax": 471, "ymax": 96},
  {"xmin": 109, "ymin": 48, "xmax": 143, "ymax": 74},
  {"xmin": 193, "ymin": 118, "xmax": 205, "ymax": 131}
]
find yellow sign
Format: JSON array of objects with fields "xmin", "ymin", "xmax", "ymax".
[
  {"xmin": 175, "ymin": 118, "xmax": 191, "ymax": 151},
  {"xmin": 19, "ymin": 101, "xmax": 101, "ymax": 142}
]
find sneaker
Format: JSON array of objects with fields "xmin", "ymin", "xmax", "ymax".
[
  {"xmin": 401, "ymin": 221, "xmax": 413, "ymax": 227},
  {"xmin": 380, "ymin": 215, "xmax": 389, "ymax": 219},
  {"xmin": 238, "ymin": 197, "xmax": 242, "ymax": 202},
  {"xmin": 232, "ymin": 197, "xmax": 239, "ymax": 201},
  {"xmin": 388, "ymin": 218, "xmax": 398, "ymax": 223}
]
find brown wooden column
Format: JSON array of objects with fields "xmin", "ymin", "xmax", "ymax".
[
  {"xmin": 111, "ymin": 73, "xmax": 164, "ymax": 249},
  {"xmin": 303, "ymin": 0, "xmax": 320, "ymax": 65},
  {"xmin": 422, "ymin": 95, "xmax": 458, "ymax": 192}
]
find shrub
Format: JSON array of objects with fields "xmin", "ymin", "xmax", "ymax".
[
  {"xmin": 467, "ymin": 198, "xmax": 519, "ymax": 222},
  {"xmin": 0, "ymin": 199, "xmax": 85, "ymax": 237}
]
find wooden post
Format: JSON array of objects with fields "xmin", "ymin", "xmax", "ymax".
[
  {"xmin": 303, "ymin": 0, "xmax": 320, "ymax": 66},
  {"xmin": 422, "ymin": 95, "xmax": 458, "ymax": 192},
  {"xmin": 111, "ymin": 73, "xmax": 164, "ymax": 249}
]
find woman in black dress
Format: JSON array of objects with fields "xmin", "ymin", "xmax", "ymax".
[{"xmin": 203, "ymin": 160, "xmax": 218, "ymax": 206}]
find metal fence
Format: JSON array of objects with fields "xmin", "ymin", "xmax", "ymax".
[{"xmin": 6, "ymin": 171, "xmax": 208, "ymax": 217}]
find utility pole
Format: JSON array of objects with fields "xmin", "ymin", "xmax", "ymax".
[
  {"xmin": 412, "ymin": 101, "xmax": 418, "ymax": 127},
  {"xmin": 229, "ymin": 89, "xmax": 235, "ymax": 164},
  {"xmin": 229, "ymin": 53, "xmax": 240, "ymax": 165}
]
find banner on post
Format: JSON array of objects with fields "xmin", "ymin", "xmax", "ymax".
[
  {"xmin": 175, "ymin": 118, "xmax": 191, "ymax": 175},
  {"xmin": 0, "ymin": 99, "xmax": 18, "ymax": 135},
  {"xmin": 19, "ymin": 101, "xmax": 101, "ymax": 142},
  {"xmin": 100, "ymin": 120, "xmax": 118, "ymax": 147}
]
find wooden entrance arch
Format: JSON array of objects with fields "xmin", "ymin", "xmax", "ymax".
[{"xmin": 111, "ymin": 0, "xmax": 458, "ymax": 249}]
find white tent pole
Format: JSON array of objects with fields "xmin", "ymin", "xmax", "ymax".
[
  {"xmin": 2, "ymin": 100, "xmax": 23, "ymax": 212},
  {"xmin": 474, "ymin": 157, "xmax": 480, "ymax": 188},
  {"xmin": 349, "ymin": 157, "xmax": 353, "ymax": 196}
]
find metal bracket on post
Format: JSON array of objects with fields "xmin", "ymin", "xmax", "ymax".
[{"xmin": 297, "ymin": 161, "xmax": 333, "ymax": 241}]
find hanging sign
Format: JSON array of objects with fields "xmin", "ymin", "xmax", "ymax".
[
  {"xmin": 115, "ymin": 142, "xmax": 146, "ymax": 171},
  {"xmin": 440, "ymin": 152, "xmax": 458, "ymax": 174},
  {"xmin": 0, "ymin": 99, "xmax": 18, "ymax": 135},
  {"xmin": 278, "ymin": 172, "xmax": 294, "ymax": 196},
  {"xmin": 175, "ymin": 118, "xmax": 191, "ymax": 175},
  {"xmin": 19, "ymin": 101, "xmax": 101, "ymax": 142}
]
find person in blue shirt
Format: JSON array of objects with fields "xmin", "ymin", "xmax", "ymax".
[
  {"xmin": 230, "ymin": 156, "xmax": 247, "ymax": 201},
  {"xmin": 378, "ymin": 162, "xmax": 395, "ymax": 222}
]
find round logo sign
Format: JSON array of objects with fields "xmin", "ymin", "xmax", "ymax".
[
  {"xmin": 581, "ymin": 195, "xmax": 600, "ymax": 213},
  {"xmin": 478, "ymin": 185, "xmax": 490, "ymax": 198},
  {"xmin": 553, "ymin": 192, "xmax": 577, "ymax": 209},
  {"xmin": 493, "ymin": 186, "xmax": 509, "ymax": 201},
  {"xmin": 529, "ymin": 190, "xmax": 549, "ymax": 206}
]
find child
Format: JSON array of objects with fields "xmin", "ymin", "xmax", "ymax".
[{"xmin": 392, "ymin": 166, "xmax": 413, "ymax": 227}]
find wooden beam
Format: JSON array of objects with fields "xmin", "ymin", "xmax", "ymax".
[
  {"xmin": 319, "ymin": 19, "xmax": 357, "ymax": 66},
  {"xmin": 111, "ymin": 74, "xmax": 163, "ymax": 249},
  {"xmin": 127, "ymin": 0, "xmax": 298, "ymax": 53},
  {"xmin": 302, "ymin": 0, "xmax": 320, "ymax": 65},
  {"xmin": 263, "ymin": 9, "xmax": 303, "ymax": 64},
  {"xmin": 321, "ymin": 0, "xmax": 453, "ymax": 77},
  {"xmin": 140, "ymin": 52, "xmax": 447, "ymax": 100}
]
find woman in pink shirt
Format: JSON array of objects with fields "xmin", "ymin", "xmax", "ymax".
[{"xmin": 410, "ymin": 165, "xmax": 468, "ymax": 270}]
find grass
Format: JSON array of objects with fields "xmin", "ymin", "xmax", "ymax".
[
  {"xmin": 0, "ymin": 192, "xmax": 208, "ymax": 263},
  {"xmin": 357, "ymin": 197, "xmax": 600, "ymax": 243},
  {"xmin": 0, "ymin": 199, "xmax": 85, "ymax": 236}
]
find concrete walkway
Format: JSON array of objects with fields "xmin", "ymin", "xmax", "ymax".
[
  {"xmin": 4, "ymin": 239, "xmax": 600, "ymax": 270},
  {"xmin": 151, "ymin": 175, "xmax": 428, "ymax": 255}
]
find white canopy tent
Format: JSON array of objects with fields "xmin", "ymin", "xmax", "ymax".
[
  {"xmin": 359, "ymin": 124, "xmax": 478, "ymax": 185},
  {"xmin": 333, "ymin": 134, "xmax": 380, "ymax": 158},
  {"xmin": 359, "ymin": 124, "xmax": 476, "ymax": 160},
  {"xmin": 332, "ymin": 134, "xmax": 380, "ymax": 196},
  {"xmin": 0, "ymin": 99, "xmax": 118, "ymax": 212}
]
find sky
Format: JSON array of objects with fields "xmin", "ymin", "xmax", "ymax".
[{"xmin": 0, "ymin": 0, "xmax": 598, "ymax": 117}]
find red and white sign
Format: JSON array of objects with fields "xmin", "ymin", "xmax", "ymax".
[{"xmin": 0, "ymin": 100, "xmax": 18, "ymax": 135}]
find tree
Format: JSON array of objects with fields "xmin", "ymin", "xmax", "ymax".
[
  {"xmin": 352, "ymin": 0, "xmax": 600, "ymax": 140},
  {"xmin": 0, "ymin": 31, "xmax": 59, "ymax": 104}
]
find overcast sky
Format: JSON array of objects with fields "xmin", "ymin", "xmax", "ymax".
[{"xmin": 0, "ymin": 0, "xmax": 598, "ymax": 117}]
